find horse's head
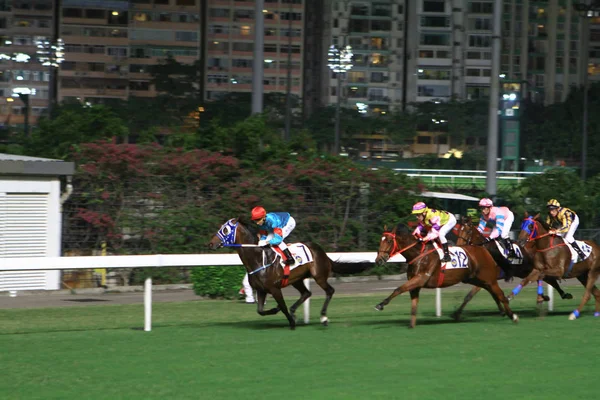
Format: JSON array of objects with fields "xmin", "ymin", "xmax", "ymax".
[
  {"xmin": 455, "ymin": 217, "xmax": 485, "ymax": 246},
  {"xmin": 207, "ymin": 218, "xmax": 239, "ymax": 250},
  {"xmin": 376, "ymin": 225, "xmax": 397, "ymax": 266},
  {"xmin": 517, "ymin": 212, "xmax": 541, "ymax": 245},
  {"xmin": 376, "ymin": 224, "xmax": 416, "ymax": 265}
]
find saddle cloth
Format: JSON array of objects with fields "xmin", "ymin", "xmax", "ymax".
[
  {"xmin": 566, "ymin": 240, "xmax": 593, "ymax": 263},
  {"xmin": 272, "ymin": 243, "xmax": 314, "ymax": 269},
  {"xmin": 432, "ymin": 243, "xmax": 469, "ymax": 270},
  {"xmin": 493, "ymin": 241, "xmax": 524, "ymax": 265}
]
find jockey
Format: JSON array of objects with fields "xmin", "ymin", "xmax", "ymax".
[
  {"xmin": 411, "ymin": 202, "xmax": 457, "ymax": 262},
  {"xmin": 250, "ymin": 206, "xmax": 297, "ymax": 265},
  {"xmin": 476, "ymin": 198, "xmax": 516, "ymax": 258},
  {"xmin": 546, "ymin": 199, "xmax": 585, "ymax": 261}
]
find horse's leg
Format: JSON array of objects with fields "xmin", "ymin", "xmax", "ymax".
[
  {"xmin": 451, "ymin": 287, "xmax": 499, "ymax": 321},
  {"xmin": 375, "ymin": 274, "xmax": 427, "ymax": 311},
  {"xmin": 569, "ymin": 267, "xmax": 600, "ymax": 320},
  {"xmin": 256, "ymin": 290, "xmax": 280, "ymax": 316},
  {"xmin": 408, "ymin": 288, "xmax": 421, "ymax": 329},
  {"xmin": 507, "ymin": 269, "xmax": 540, "ymax": 301},
  {"xmin": 288, "ymin": 280, "xmax": 312, "ymax": 322},
  {"xmin": 481, "ymin": 281, "xmax": 519, "ymax": 323},
  {"xmin": 313, "ymin": 275, "xmax": 335, "ymax": 326},
  {"xmin": 577, "ymin": 273, "xmax": 600, "ymax": 316},
  {"xmin": 543, "ymin": 277, "xmax": 573, "ymax": 300},
  {"xmin": 269, "ymin": 287, "xmax": 296, "ymax": 330}
]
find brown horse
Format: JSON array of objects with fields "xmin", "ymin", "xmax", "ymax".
[
  {"xmin": 452, "ymin": 217, "xmax": 573, "ymax": 319},
  {"xmin": 374, "ymin": 224, "xmax": 518, "ymax": 328},
  {"xmin": 511, "ymin": 212, "xmax": 600, "ymax": 319},
  {"xmin": 207, "ymin": 217, "xmax": 373, "ymax": 329}
]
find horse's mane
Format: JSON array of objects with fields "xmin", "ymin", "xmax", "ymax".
[
  {"xmin": 237, "ymin": 215, "xmax": 260, "ymax": 236},
  {"xmin": 532, "ymin": 214, "xmax": 552, "ymax": 231},
  {"xmin": 394, "ymin": 223, "xmax": 413, "ymax": 235}
]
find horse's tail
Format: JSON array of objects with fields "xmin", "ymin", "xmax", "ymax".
[
  {"xmin": 305, "ymin": 241, "xmax": 375, "ymax": 275},
  {"xmin": 331, "ymin": 260, "xmax": 374, "ymax": 275}
]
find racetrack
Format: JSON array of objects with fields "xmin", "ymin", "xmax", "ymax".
[{"xmin": 0, "ymin": 280, "xmax": 598, "ymax": 400}]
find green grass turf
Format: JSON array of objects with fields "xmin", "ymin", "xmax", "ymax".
[{"xmin": 1, "ymin": 286, "xmax": 599, "ymax": 400}]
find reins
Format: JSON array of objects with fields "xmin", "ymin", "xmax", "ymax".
[{"xmin": 383, "ymin": 232, "xmax": 437, "ymax": 265}]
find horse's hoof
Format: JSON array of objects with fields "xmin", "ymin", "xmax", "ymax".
[
  {"xmin": 451, "ymin": 311, "xmax": 461, "ymax": 321},
  {"xmin": 542, "ymin": 295, "xmax": 550, "ymax": 302},
  {"xmin": 512, "ymin": 314, "xmax": 519, "ymax": 323},
  {"xmin": 374, "ymin": 304, "xmax": 384, "ymax": 311},
  {"xmin": 507, "ymin": 295, "xmax": 514, "ymax": 302},
  {"xmin": 320, "ymin": 316, "xmax": 329, "ymax": 326},
  {"xmin": 562, "ymin": 293, "xmax": 573, "ymax": 300},
  {"xmin": 568, "ymin": 310, "xmax": 580, "ymax": 320}
]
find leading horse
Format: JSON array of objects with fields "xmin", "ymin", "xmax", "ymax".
[
  {"xmin": 452, "ymin": 217, "xmax": 573, "ymax": 319},
  {"xmin": 511, "ymin": 212, "xmax": 600, "ymax": 319},
  {"xmin": 374, "ymin": 224, "xmax": 518, "ymax": 328},
  {"xmin": 207, "ymin": 217, "xmax": 373, "ymax": 329}
]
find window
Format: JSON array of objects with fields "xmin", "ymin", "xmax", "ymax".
[
  {"xmin": 469, "ymin": 17, "xmax": 492, "ymax": 30},
  {"xmin": 85, "ymin": 9, "xmax": 105, "ymax": 19},
  {"xmin": 420, "ymin": 33, "xmax": 450, "ymax": 46},
  {"xmin": 175, "ymin": 31, "xmax": 198, "ymax": 41},
  {"xmin": 417, "ymin": 136, "xmax": 432, "ymax": 144},
  {"xmin": 421, "ymin": 16, "xmax": 450, "ymax": 28},
  {"xmin": 63, "ymin": 8, "xmax": 83, "ymax": 18},
  {"xmin": 176, "ymin": 0, "xmax": 196, "ymax": 5},
  {"xmin": 468, "ymin": 2, "xmax": 493, "ymax": 13},
  {"xmin": 466, "ymin": 68, "xmax": 481, "ymax": 76},
  {"xmin": 423, "ymin": 1, "xmax": 445, "ymax": 13},
  {"xmin": 469, "ymin": 35, "xmax": 491, "ymax": 48}
]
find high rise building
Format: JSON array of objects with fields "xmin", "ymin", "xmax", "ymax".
[
  {"xmin": 319, "ymin": 0, "xmax": 594, "ymax": 115},
  {"xmin": 205, "ymin": 0, "xmax": 304, "ymax": 101},
  {"xmin": 59, "ymin": 0, "xmax": 201, "ymax": 104},
  {"xmin": 0, "ymin": 0, "xmax": 54, "ymax": 127}
]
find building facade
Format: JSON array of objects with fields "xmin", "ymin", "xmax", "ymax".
[{"xmin": 0, "ymin": 0, "xmax": 54, "ymax": 126}]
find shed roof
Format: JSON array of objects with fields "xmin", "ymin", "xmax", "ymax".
[{"xmin": 0, "ymin": 153, "xmax": 75, "ymax": 176}]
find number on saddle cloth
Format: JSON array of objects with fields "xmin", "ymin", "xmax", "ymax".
[
  {"xmin": 568, "ymin": 241, "xmax": 592, "ymax": 262},
  {"xmin": 433, "ymin": 243, "xmax": 469, "ymax": 269}
]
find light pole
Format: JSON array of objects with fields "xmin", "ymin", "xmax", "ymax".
[
  {"xmin": 573, "ymin": 1, "xmax": 599, "ymax": 181},
  {"xmin": 12, "ymin": 87, "xmax": 36, "ymax": 137},
  {"xmin": 327, "ymin": 44, "xmax": 353, "ymax": 155}
]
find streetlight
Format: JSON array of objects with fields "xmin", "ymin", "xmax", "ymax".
[
  {"xmin": 12, "ymin": 87, "xmax": 36, "ymax": 137},
  {"xmin": 328, "ymin": 44, "xmax": 354, "ymax": 155},
  {"xmin": 573, "ymin": 1, "xmax": 600, "ymax": 180}
]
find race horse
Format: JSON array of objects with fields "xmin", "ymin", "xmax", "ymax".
[
  {"xmin": 511, "ymin": 212, "xmax": 600, "ymax": 319},
  {"xmin": 452, "ymin": 217, "xmax": 573, "ymax": 319},
  {"xmin": 207, "ymin": 217, "xmax": 373, "ymax": 330},
  {"xmin": 373, "ymin": 224, "xmax": 518, "ymax": 328}
]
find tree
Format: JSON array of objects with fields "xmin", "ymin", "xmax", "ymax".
[{"xmin": 25, "ymin": 104, "xmax": 128, "ymax": 160}]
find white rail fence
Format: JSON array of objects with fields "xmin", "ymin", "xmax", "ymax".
[
  {"xmin": 0, "ymin": 252, "xmax": 408, "ymax": 331},
  {"xmin": 0, "ymin": 253, "xmax": 554, "ymax": 331}
]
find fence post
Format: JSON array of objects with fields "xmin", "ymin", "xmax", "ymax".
[
  {"xmin": 547, "ymin": 283, "xmax": 554, "ymax": 312},
  {"xmin": 303, "ymin": 278, "xmax": 310, "ymax": 324},
  {"xmin": 435, "ymin": 288, "xmax": 442, "ymax": 317},
  {"xmin": 144, "ymin": 277, "xmax": 152, "ymax": 331}
]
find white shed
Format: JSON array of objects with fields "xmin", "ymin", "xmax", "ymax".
[{"xmin": 0, "ymin": 153, "xmax": 74, "ymax": 291}]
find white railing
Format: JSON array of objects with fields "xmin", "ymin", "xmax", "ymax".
[
  {"xmin": 0, "ymin": 252, "xmax": 406, "ymax": 331},
  {"xmin": 1, "ymin": 252, "xmax": 555, "ymax": 330}
]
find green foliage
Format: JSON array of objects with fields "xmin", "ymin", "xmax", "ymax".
[
  {"xmin": 190, "ymin": 266, "xmax": 246, "ymax": 299},
  {"xmin": 25, "ymin": 104, "xmax": 128, "ymax": 160}
]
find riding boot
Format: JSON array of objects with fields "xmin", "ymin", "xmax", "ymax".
[
  {"xmin": 441, "ymin": 243, "xmax": 451, "ymax": 262},
  {"xmin": 570, "ymin": 241, "xmax": 585, "ymax": 261},
  {"xmin": 503, "ymin": 238, "xmax": 516, "ymax": 258},
  {"xmin": 282, "ymin": 248, "xmax": 295, "ymax": 265}
]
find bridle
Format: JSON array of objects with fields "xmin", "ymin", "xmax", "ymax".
[{"xmin": 380, "ymin": 232, "xmax": 436, "ymax": 265}]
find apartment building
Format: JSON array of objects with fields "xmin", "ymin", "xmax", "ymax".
[
  {"xmin": 0, "ymin": 0, "xmax": 54, "ymax": 126},
  {"xmin": 59, "ymin": 0, "xmax": 201, "ymax": 104},
  {"xmin": 205, "ymin": 0, "xmax": 304, "ymax": 100},
  {"xmin": 321, "ymin": 0, "xmax": 593, "ymax": 116}
]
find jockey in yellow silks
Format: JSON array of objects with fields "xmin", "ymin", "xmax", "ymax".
[
  {"xmin": 411, "ymin": 202, "xmax": 457, "ymax": 262},
  {"xmin": 546, "ymin": 199, "xmax": 585, "ymax": 260}
]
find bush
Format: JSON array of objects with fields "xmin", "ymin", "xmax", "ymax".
[{"xmin": 191, "ymin": 266, "xmax": 246, "ymax": 299}]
